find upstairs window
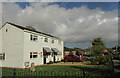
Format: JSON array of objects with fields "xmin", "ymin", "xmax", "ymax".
[
  {"xmin": 44, "ymin": 38, "xmax": 48, "ymax": 42},
  {"xmin": 6, "ymin": 29, "xmax": 8, "ymax": 32},
  {"xmin": 52, "ymin": 40, "xmax": 54, "ymax": 43},
  {"xmin": 58, "ymin": 40, "xmax": 61, "ymax": 45},
  {"xmin": 0, "ymin": 53, "xmax": 5, "ymax": 60},
  {"xmin": 30, "ymin": 35, "xmax": 38, "ymax": 41},
  {"xmin": 30, "ymin": 52, "xmax": 38, "ymax": 59}
]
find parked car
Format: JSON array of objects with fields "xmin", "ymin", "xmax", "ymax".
[{"xmin": 64, "ymin": 55, "xmax": 83, "ymax": 62}]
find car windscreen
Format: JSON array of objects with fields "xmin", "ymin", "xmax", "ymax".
[{"xmin": 68, "ymin": 55, "xmax": 74, "ymax": 57}]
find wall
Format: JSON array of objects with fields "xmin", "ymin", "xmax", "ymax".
[
  {"xmin": 0, "ymin": 28, "xmax": 2, "ymax": 67},
  {"xmin": 2, "ymin": 23, "xmax": 24, "ymax": 68},
  {"xmin": 23, "ymin": 31, "xmax": 43, "ymax": 68},
  {"xmin": 23, "ymin": 30, "xmax": 64, "ymax": 67},
  {"xmin": 1, "ymin": 23, "xmax": 64, "ymax": 68}
]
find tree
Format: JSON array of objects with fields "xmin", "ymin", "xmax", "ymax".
[
  {"xmin": 92, "ymin": 38, "xmax": 105, "ymax": 47},
  {"xmin": 118, "ymin": 46, "xmax": 120, "ymax": 54},
  {"xmin": 92, "ymin": 38, "xmax": 106, "ymax": 55},
  {"xmin": 87, "ymin": 47, "xmax": 93, "ymax": 56},
  {"xmin": 76, "ymin": 51, "xmax": 82, "ymax": 56},
  {"xmin": 73, "ymin": 47, "xmax": 83, "ymax": 56},
  {"xmin": 92, "ymin": 45, "xmax": 106, "ymax": 55}
]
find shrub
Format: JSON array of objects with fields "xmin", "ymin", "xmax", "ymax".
[
  {"xmin": 47, "ymin": 61, "xmax": 53, "ymax": 64},
  {"xmin": 90, "ymin": 55, "xmax": 110, "ymax": 65}
]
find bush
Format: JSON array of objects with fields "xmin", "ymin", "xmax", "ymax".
[
  {"xmin": 90, "ymin": 56, "xmax": 100, "ymax": 65},
  {"xmin": 47, "ymin": 61, "xmax": 53, "ymax": 64},
  {"xmin": 90, "ymin": 55, "xmax": 111, "ymax": 65},
  {"xmin": 82, "ymin": 56, "xmax": 89, "ymax": 61}
]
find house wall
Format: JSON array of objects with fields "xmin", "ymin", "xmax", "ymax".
[
  {"xmin": 2, "ymin": 23, "xmax": 24, "ymax": 68},
  {"xmin": 0, "ymin": 29, "xmax": 2, "ymax": 67},
  {"xmin": 71, "ymin": 51, "xmax": 76, "ymax": 55},
  {"xmin": 23, "ymin": 30, "xmax": 64, "ymax": 68},
  {"xmin": 23, "ymin": 31, "xmax": 43, "ymax": 68},
  {"xmin": 1, "ymin": 23, "xmax": 64, "ymax": 68}
]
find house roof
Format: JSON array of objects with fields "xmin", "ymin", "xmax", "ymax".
[{"xmin": 2, "ymin": 22, "xmax": 61, "ymax": 40}]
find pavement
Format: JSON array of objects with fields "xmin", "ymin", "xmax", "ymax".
[
  {"xmin": 113, "ymin": 60, "xmax": 120, "ymax": 73},
  {"xmin": 50, "ymin": 61, "xmax": 92, "ymax": 66}
]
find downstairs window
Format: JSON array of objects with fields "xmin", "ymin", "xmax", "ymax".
[{"xmin": 30, "ymin": 52, "xmax": 38, "ymax": 59}]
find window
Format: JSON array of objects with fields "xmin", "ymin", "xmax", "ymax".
[
  {"xmin": 6, "ymin": 29, "xmax": 8, "ymax": 32},
  {"xmin": 52, "ymin": 40, "xmax": 54, "ymax": 43},
  {"xmin": 44, "ymin": 38, "xmax": 48, "ymax": 42},
  {"xmin": 30, "ymin": 35, "xmax": 38, "ymax": 41},
  {"xmin": 30, "ymin": 52, "xmax": 38, "ymax": 58},
  {"xmin": 30, "ymin": 52, "xmax": 32, "ymax": 58},
  {"xmin": 0, "ymin": 53, "xmax": 5, "ymax": 60},
  {"xmin": 33, "ymin": 55, "xmax": 37, "ymax": 58},
  {"xmin": 58, "ymin": 40, "xmax": 61, "ymax": 45}
]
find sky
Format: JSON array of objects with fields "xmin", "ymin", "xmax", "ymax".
[{"xmin": 1, "ymin": 2, "xmax": 119, "ymax": 49}]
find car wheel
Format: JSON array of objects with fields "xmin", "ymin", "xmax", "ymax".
[
  {"xmin": 65, "ymin": 59, "xmax": 68, "ymax": 62},
  {"xmin": 77, "ymin": 59, "xmax": 80, "ymax": 62}
]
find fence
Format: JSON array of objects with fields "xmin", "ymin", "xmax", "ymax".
[
  {"xmin": 1, "ymin": 68, "xmax": 97, "ymax": 77},
  {"xmin": 1, "ymin": 67, "xmax": 113, "ymax": 78}
]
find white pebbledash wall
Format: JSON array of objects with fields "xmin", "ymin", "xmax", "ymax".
[
  {"xmin": 2, "ymin": 23, "xmax": 24, "ymax": 68},
  {"xmin": 23, "ymin": 30, "xmax": 64, "ymax": 68},
  {"xmin": 0, "ymin": 28, "xmax": 2, "ymax": 67},
  {"xmin": 0, "ymin": 23, "xmax": 64, "ymax": 68},
  {"xmin": 23, "ymin": 31, "xmax": 43, "ymax": 67}
]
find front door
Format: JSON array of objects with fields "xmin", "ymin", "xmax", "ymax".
[
  {"xmin": 53, "ymin": 55, "xmax": 56, "ymax": 63},
  {"xmin": 44, "ymin": 57, "xmax": 46, "ymax": 64}
]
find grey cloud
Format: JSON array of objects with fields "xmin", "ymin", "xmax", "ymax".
[{"xmin": 2, "ymin": 2, "xmax": 118, "ymax": 44}]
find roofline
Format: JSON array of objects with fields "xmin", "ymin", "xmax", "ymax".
[
  {"xmin": 0, "ymin": 22, "xmax": 8, "ymax": 30},
  {"xmin": 1, "ymin": 22, "xmax": 63, "ymax": 41}
]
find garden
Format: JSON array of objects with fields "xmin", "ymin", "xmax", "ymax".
[{"xmin": 2, "ymin": 64, "xmax": 119, "ymax": 77}]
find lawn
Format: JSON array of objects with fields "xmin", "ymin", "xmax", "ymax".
[{"xmin": 2, "ymin": 65, "xmax": 119, "ymax": 77}]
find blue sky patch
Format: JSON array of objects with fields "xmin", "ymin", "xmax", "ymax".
[
  {"xmin": 16, "ymin": 2, "xmax": 31, "ymax": 9},
  {"xmin": 16, "ymin": 2, "xmax": 118, "ymax": 11}
]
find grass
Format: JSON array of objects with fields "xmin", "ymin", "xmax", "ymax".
[{"xmin": 2, "ymin": 65, "xmax": 119, "ymax": 77}]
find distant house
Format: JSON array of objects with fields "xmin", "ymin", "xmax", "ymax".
[
  {"xmin": 65, "ymin": 51, "xmax": 70, "ymax": 55},
  {"xmin": 0, "ymin": 22, "xmax": 64, "ymax": 68},
  {"xmin": 75, "ymin": 49, "xmax": 88, "ymax": 56},
  {"xmin": 71, "ymin": 51, "xmax": 76, "ymax": 55},
  {"xmin": 63, "ymin": 51, "xmax": 77, "ymax": 59}
]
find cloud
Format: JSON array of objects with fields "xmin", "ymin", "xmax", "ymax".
[{"xmin": 2, "ymin": 2, "xmax": 118, "ymax": 44}]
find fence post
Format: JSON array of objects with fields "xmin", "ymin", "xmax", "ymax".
[
  {"xmin": 110, "ymin": 56, "xmax": 114, "ymax": 72},
  {"xmin": 13, "ymin": 69, "xmax": 16, "ymax": 78},
  {"xmin": 83, "ymin": 69, "xmax": 85, "ymax": 78}
]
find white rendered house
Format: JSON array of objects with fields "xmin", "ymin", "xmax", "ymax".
[{"xmin": 0, "ymin": 22, "xmax": 64, "ymax": 68}]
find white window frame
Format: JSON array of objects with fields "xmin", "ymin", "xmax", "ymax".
[
  {"xmin": 44, "ymin": 38, "xmax": 48, "ymax": 42},
  {"xmin": 30, "ymin": 52, "xmax": 38, "ymax": 59},
  {"xmin": 52, "ymin": 39, "xmax": 54, "ymax": 43},
  {"xmin": 30, "ymin": 34, "xmax": 38, "ymax": 41},
  {"xmin": 0, "ymin": 53, "xmax": 5, "ymax": 60}
]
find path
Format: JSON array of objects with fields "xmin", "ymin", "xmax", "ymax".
[{"xmin": 50, "ymin": 61, "xmax": 94, "ymax": 66}]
